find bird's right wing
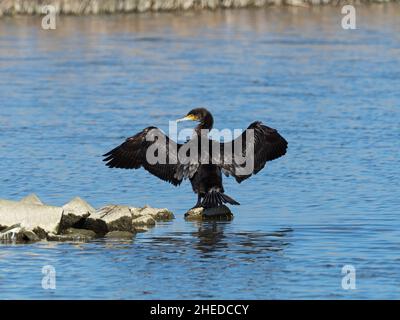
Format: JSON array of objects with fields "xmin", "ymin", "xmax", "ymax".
[{"xmin": 103, "ymin": 127, "xmax": 183, "ymax": 186}]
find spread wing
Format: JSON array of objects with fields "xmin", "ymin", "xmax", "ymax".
[
  {"xmin": 214, "ymin": 121, "xmax": 288, "ymax": 183},
  {"xmin": 103, "ymin": 127, "xmax": 183, "ymax": 186}
]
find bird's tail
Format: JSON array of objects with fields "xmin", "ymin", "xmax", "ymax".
[{"xmin": 201, "ymin": 190, "xmax": 240, "ymax": 209}]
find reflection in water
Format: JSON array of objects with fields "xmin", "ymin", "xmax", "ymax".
[
  {"xmin": 192, "ymin": 221, "xmax": 229, "ymax": 254},
  {"xmin": 140, "ymin": 221, "xmax": 292, "ymax": 260},
  {"xmin": 191, "ymin": 221, "xmax": 293, "ymax": 257},
  {"xmin": 140, "ymin": 219, "xmax": 295, "ymax": 260}
]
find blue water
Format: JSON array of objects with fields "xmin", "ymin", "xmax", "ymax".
[{"xmin": 0, "ymin": 5, "xmax": 399, "ymax": 299}]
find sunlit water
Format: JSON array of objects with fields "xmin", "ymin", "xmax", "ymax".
[{"xmin": 0, "ymin": 5, "xmax": 399, "ymax": 299}]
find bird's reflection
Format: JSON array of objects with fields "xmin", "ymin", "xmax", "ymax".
[
  {"xmin": 190, "ymin": 220, "xmax": 293, "ymax": 257},
  {"xmin": 191, "ymin": 221, "xmax": 229, "ymax": 253}
]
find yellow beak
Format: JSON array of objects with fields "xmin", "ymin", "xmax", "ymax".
[{"xmin": 176, "ymin": 114, "xmax": 197, "ymax": 122}]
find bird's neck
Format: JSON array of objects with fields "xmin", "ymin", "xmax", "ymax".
[{"xmin": 194, "ymin": 114, "xmax": 213, "ymax": 136}]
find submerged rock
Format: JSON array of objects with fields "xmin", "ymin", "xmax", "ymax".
[
  {"xmin": 105, "ymin": 231, "xmax": 134, "ymax": 239},
  {"xmin": 134, "ymin": 225, "xmax": 154, "ymax": 233},
  {"xmin": 48, "ymin": 228, "xmax": 97, "ymax": 242},
  {"xmin": 185, "ymin": 205, "xmax": 234, "ymax": 221}
]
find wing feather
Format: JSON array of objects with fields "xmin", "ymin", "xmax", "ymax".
[
  {"xmin": 104, "ymin": 121, "xmax": 287, "ymax": 186},
  {"xmin": 103, "ymin": 127, "xmax": 183, "ymax": 186},
  {"xmin": 216, "ymin": 121, "xmax": 288, "ymax": 183}
]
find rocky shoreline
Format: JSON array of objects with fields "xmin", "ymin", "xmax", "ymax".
[
  {"xmin": 0, "ymin": 194, "xmax": 174, "ymax": 243},
  {"xmin": 0, "ymin": 194, "xmax": 234, "ymax": 243},
  {"xmin": 0, "ymin": 0, "xmax": 397, "ymax": 16}
]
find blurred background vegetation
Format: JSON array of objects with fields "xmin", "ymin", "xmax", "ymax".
[{"xmin": 0, "ymin": 0, "xmax": 398, "ymax": 16}]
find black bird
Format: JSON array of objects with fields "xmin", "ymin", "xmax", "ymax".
[{"xmin": 103, "ymin": 108, "xmax": 288, "ymax": 209}]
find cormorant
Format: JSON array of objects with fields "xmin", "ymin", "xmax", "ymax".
[{"xmin": 103, "ymin": 108, "xmax": 287, "ymax": 209}]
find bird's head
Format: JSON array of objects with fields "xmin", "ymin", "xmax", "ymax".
[
  {"xmin": 176, "ymin": 108, "xmax": 208, "ymax": 122},
  {"xmin": 176, "ymin": 108, "xmax": 214, "ymax": 131}
]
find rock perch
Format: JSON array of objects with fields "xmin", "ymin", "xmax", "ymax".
[{"xmin": 184, "ymin": 205, "xmax": 234, "ymax": 221}]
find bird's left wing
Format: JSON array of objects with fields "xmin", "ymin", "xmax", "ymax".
[
  {"xmin": 212, "ymin": 121, "xmax": 288, "ymax": 183},
  {"xmin": 103, "ymin": 126, "xmax": 183, "ymax": 186}
]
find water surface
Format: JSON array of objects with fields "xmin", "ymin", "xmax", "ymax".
[{"xmin": 0, "ymin": 5, "xmax": 399, "ymax": 299}]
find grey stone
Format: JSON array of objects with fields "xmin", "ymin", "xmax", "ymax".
[
  {"xmin": 62, "ymin": 197, "xmax": 96, "ymax": 216},
  {"xmin": 59, "ymin": 197, "xmax": 106, "ymax": 234},
  {"xmin": 185, "ymin": 205, "xmax": 234, "ymax": 221},
  {"xmin": 0, "ymin": 199, "xmax": 63, "ymax": 234},
  {"xmin": 0, "ymin": 196, "xmax": 175, "ymax": 241},
  {"xmin": 48, "ymin": 228, "xmax": 97, "ymax": 241},
  {"xmin": 20, "ymin": 193, "xmax": 44, "ymax": 206},
  {"xmin": 132, "ymin": 214, "xmax": 156, "ymax": 227},
  {"xmin": 0, "ymin": 225, "xmax": 22, "ymax": 242},
  {"xmin": 59, "ymin": 197, "xmax": 95, "ymax": 232},
  {"xmin": 73, "ymin": 218, "xmax": 108, "ymax": 236},
  {"xmin": 94, "ymin": 205, "xmax": 134, "ymax": 232},
  {"xmin": 105, "ymin": 231, "xmax": 135, "ymax": 239},
  {"xmin": 134, "ymin": 225, "xmax": 154, "ymax": 233},
  {"xmin": 22, "ymin": 230, "xmax": 40, "ymax": 242},
  {"xmin": 32, "ymin": 227, "xmax": 48, "ymax": 240},
  {"xmin": 131, "ymin": 206, "xmax": 174, "ymax": 221},
  {"xmin": 0, "ymin": 224, "xmax": 40, "ymax": 243},
  {"xmin": 64, "ymin": 228, "xmax": 97, "ymax": 237},
  {"xmin": 58, "ymin": 212, "xmax": 88, "ymax": 233}
]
